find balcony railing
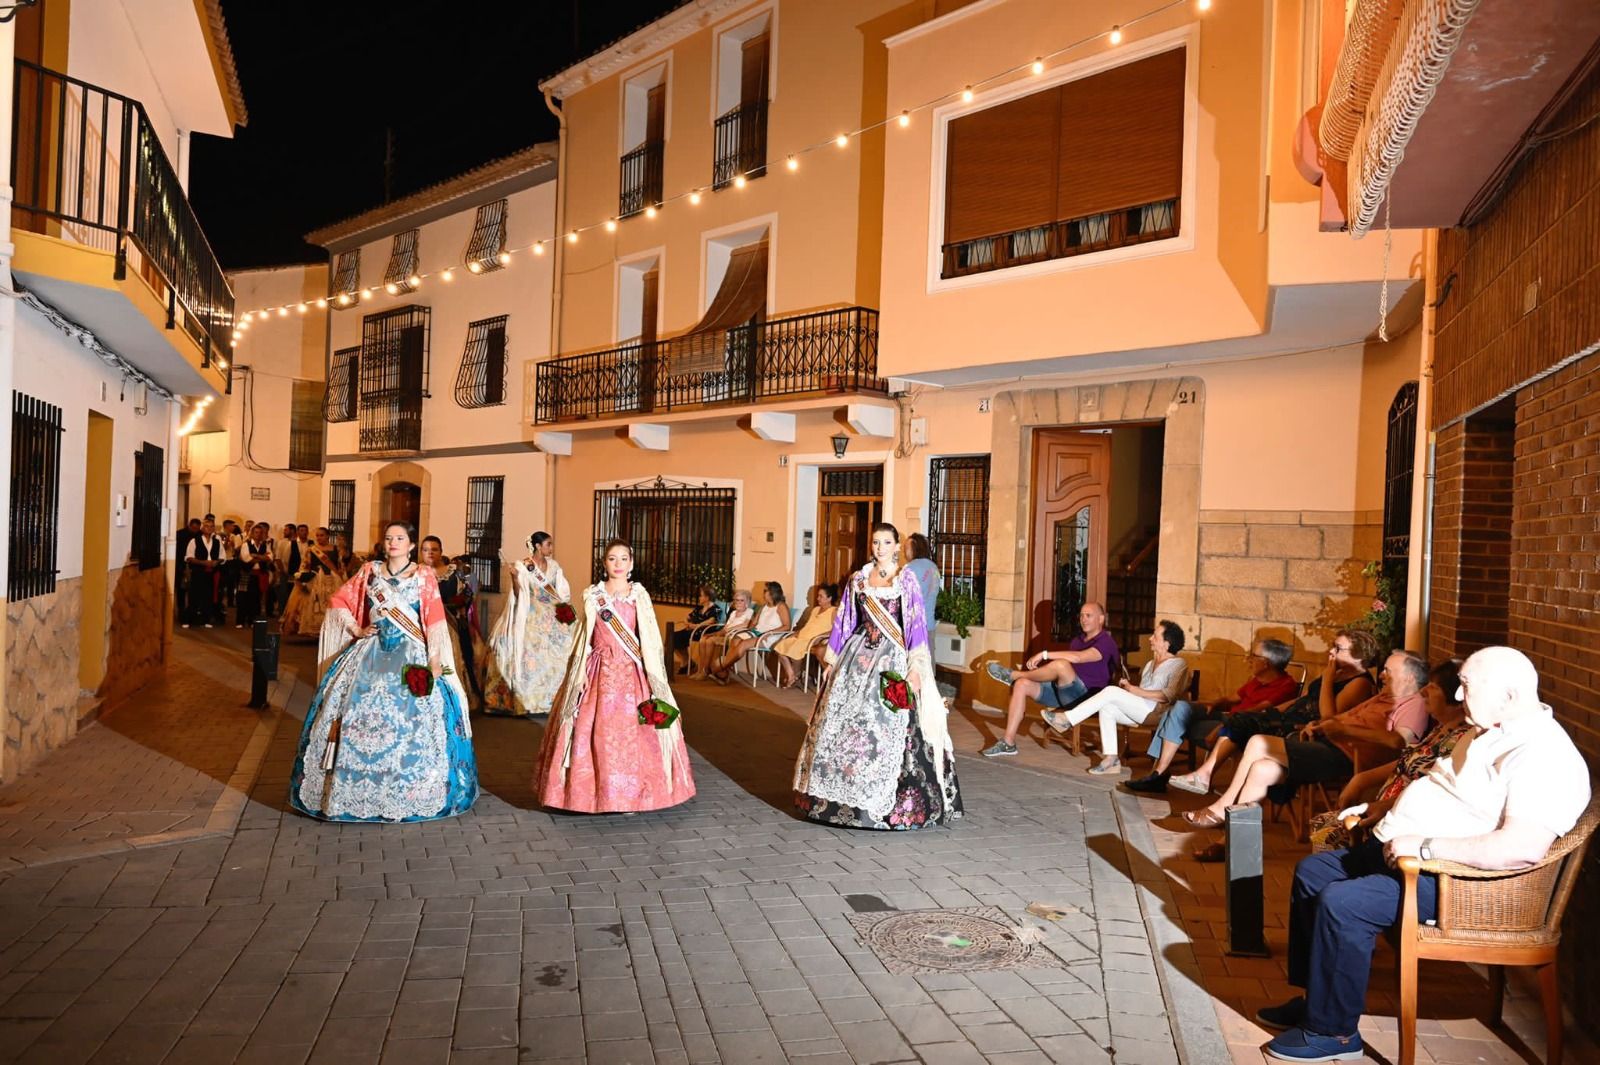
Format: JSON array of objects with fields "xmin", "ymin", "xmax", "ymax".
[
  {"xmin": 535, "ymin": 306, "xmax": 883, "ymax": 424},
  {"xmin": 712, "ymin": 98, "xmax": 768, "ymax": 189},
  {"xmin": 10, "ymin": 60, "xmax": 234, "ymax": 387},
  {"xmin": 619, "ymin": 140, "xmax": 664, "ymax": 218},
  {"xmin": 940, "ymin": 198, "xmax": 1180, "ymax": 279}
]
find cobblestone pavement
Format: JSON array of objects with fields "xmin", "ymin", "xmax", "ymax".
[{"xmin": 0, "ymin": 634, "xmax": 1220, "ymax": 1064}]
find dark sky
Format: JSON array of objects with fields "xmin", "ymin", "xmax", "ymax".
[{"xmin": 192, "ymin": 1, "xmax": 685, "ymax": 270}]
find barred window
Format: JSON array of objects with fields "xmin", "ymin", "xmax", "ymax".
[
  {"xmin": 289, "ymin": 380, "xmax": 325, "ymax": 472},
  {"xmin": 454, "ymin": 315, "xmax": 508, "ymax": 408},
  {"xmin": 359, "ymin": 306, "xmax": 430, "ymax": 453},
  {"xmin": 328, "ymin": 480, "xmax": 355, "ymax": 550},
  {"xmin": 465, "ymin": 476, "xmax": 505, "ymax": 593},
  {"xmin": 131, "ymin": 443, "xmax": 164, "ymax": 571},
  {"xmin": 331, "ymin": 250, "xmax": 361, "ymax": 308},
  {"xmin": 9, "ymin": 392, "xmax": 63, "ymax": 600},
  {"xmin": 383, "ymin": 229, "xmax": 420, "ymax": 293},
  {"xmin": 464, "ymin": 200, "xmax": 508, "ymax": 272},
  {"xmin": 593, "ymin": 478, "xmax": 736, "ymax": 605},
  {"xmin": 324, "ymin": 346, "xmax": 359, "ymax": 422},
  {"xmin": 928, "ymin": 455, "xmax": 990, "ymax": 622}
]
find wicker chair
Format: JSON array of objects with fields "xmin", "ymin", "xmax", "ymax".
[{"xmin": 1394, "ymin": 789, "xmax": 1600, "ymax": 1065}]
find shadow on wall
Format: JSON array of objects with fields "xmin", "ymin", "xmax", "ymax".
[
  {"xmin": 1311, "ymin": 558, "xmax": 1382, "ymax": 650},
  {"xmin": 100, "ymin": 562, "xmax": 171, "ymax": 706}
]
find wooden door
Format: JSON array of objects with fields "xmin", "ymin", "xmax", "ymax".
[
  {"xmin": 387, "ymin": 482, "xmax": 420, "ymax": 529},
  {"xmin": 645, "ymin": 84, "xmax": 666, "ymax": 145},
  {"xmin": 740, "ymin": 32, "xmax": 770, "ymax": 106},
  {"xmin": 1028, "ymin": 431, "xmax": 1111, "ymax": 651},
  {"xmin": 640, "ymin": 267, "xmax": 659, "ymax": 344},
  {"xmin": 819, "ymin": 502, "xmax": 861, "ymax": 588}
]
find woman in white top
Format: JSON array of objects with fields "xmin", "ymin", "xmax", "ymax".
[
  {"xmin": 482, "ymin": 531, "xmax": 576, "ymax": 717},
  {"xmin": 1042, "ymin": 619, "xmax": 1191, "ymax": 775},
  {"xmin": 691, "ymin": 589, "xmax": 754, "ymax": 677},
  {"xmin": 710, "ymin": 582, "xmax": 791, "ymax": 685}
]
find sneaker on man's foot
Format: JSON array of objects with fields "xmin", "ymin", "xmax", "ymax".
[
  {"xmin": 1263, "ymin": 1027, "xmax": 1362, "ymax": 1062},
  {"xmin": 985, "ymin": 661, "xmax": 1015, "ymax": 686},
  {"xmin": 1124, "ymin": 771, "xmax": 1170, "ymax": 794},
  {"xmin": 981, "ymin": 740, "xmax": 1018, "ymax": 757},
  {"xmin": 1254, "ymin": 997, "xmax": 1307, "ymax": 1031}
]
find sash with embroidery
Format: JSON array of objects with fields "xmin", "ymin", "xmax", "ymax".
[
  {"xmin": 594, "ymin": 590, "xmax": 646, "ymax": 671},
  {"xmin": 860, "ymin": 586, "xmax": 907, "ymax": 651},
  {"xmin": 527, "ymin": 561, "xmax": 560, "ymax": 603},
  {"xmin": 369, "ymin": 567, "xmax": 428, "ymax": 651}
]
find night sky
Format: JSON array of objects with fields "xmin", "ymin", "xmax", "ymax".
[{"xmin": 191, "ymin": 0, "xmax": 685, "ymax": 270}]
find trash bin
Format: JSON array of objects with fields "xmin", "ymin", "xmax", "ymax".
[{"xmin": 249, "ymin": 617, "xmax": 280, "ymax": 708}]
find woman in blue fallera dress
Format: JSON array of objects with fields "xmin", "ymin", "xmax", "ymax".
[{"xmin": 289, "ymin": 521, "xmax": 478, "ymax": 822}]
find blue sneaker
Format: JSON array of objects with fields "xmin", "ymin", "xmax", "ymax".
[
  {"xmin": 1254, "ymin": 997, "xmax": 1306, "ymax": 1031},
  {"xmin": 986, "ymin": 661, "xmax": 1015, "ymax": 686},
  {"xmin": 1264, "ymin": 1027, "xmax": 1363, "ymax": 1061}
]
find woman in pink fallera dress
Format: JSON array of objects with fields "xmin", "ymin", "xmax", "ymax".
[{"xmin": 534, "ymin": 538, "xmax": 696, "ymax": 813}]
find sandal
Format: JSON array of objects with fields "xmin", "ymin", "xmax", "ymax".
[
  {"xmin": 1168, "ymin": 774, "xmax": 1212, "ymax": 795},
  {"xmin": 1087, "ymin": 758, "xmax": 1123, "ymax": 775},
  {"xmin": 1192, "ymin": 840, "xmax": 1226, "ymax": 863},
  {"xmin": 1182, "ymin": 807, "xmax": 1226, "ymax": 828}
]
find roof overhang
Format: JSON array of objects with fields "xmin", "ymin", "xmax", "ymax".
[{"xmin": 538, "ymin": 0, "xmax": 751, "ymax": 99}]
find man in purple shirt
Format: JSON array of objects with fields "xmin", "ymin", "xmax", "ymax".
[{"xmin": 983, "ymin": 602, "xmax": 1120, "ymax": 757}]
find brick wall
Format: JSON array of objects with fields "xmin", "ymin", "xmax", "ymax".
[
  {"xmin": 1426, "ymin": 419, "xmax": 1515, "ymax": 661},
  {"xmin": 1186, "ymin": 510, "xmax": 1380, "ymax": 700}
]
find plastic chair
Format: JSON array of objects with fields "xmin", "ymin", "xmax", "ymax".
[
  {"xmin": 800, "ymin": 633, "xmax": 831, "ymax": 693},
  {"xmin": 740, "ymin": 629, "xmax": 793, "ymax": 687}
]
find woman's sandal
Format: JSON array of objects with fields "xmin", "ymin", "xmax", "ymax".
[
  {"xmin": 1182, "ymin": 807, "xmax": 1227, "ymax": 828},
  {"xmin": 1168, "ymin": 774, "xmax": 1212, "ymax": 795}
]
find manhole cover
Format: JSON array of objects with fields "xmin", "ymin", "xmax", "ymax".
[{"xmin": 846, "ymin": 906, "xmax": 1064, "ymax": 975}]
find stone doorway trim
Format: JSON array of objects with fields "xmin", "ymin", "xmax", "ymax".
[{"xmin": 986, "ymin": 377, "xmax": 1204, "ymax": 653}]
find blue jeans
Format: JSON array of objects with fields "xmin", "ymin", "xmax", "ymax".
[
  {"xmin": 1035, "ymin": 676, "xmax": 1088, "ymax": 709},
  {"xmin": 1288, "ymin": 840, "xmax": 1437, "ymax": 1036},
  {"xmin": 1146, "ymin": 699, "xmax": 1219, "ymax": 755}
]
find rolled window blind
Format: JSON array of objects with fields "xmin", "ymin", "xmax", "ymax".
[
  {"xmin": 944, "ymin": 89, "xmax": 1060, "ymax": 244},
  {"xmin": 1058, "ymin": 48, "xmax": 1186, "ymax": 220}
]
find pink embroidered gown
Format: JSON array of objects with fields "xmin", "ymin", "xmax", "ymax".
[{"xmin": 535, "ymin": 598, "xmax": 696, "ymax": 812}]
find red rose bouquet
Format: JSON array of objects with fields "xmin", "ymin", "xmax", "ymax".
[
  {"xmin": 554, "ymin": 602, "xmax": 577, "ymax": 625},
  {"xmin": 402, "ymin": 664, "xmax": 435, "ymax": 698},
  {"xmin": 879, "ymin": 671, "xmax": 916, "ymax": 713},
  {"xmin": 637, "ymin": 698, "xmax": 680, "ymax": 729}
]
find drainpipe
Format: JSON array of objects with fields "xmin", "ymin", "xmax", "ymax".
[
  {"xmin": 542, "ymin": 88, "xmax": 568, "ymax": 533},
  {"xmin": 1405, "ymin": 228, "xmax": 1440, "ymax": 652},
  {"xmin": 0, "ymin": 17, "xmax": 15, "ymax": 771}
]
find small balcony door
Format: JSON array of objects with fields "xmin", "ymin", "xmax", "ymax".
[{"xmin": 1028, "ymin": 430, "xmax": 1110, "ymax": 653}]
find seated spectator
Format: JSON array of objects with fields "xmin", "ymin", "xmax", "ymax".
[
  {"xmin": 672, "ymin": 584, "xmax": 725, "ymax": 675},
  {"xmin": 1139, "ymin": 632, "xmax": 1374, "ymax": 794},
  {"xmin": 981, "ymin": 602, "xmax": 1120, "ymax": 757},
  {"xmin": 1129, "ymin": 638, "xmax": 1301, "ymax": 792},
  {"xmin": 772, "ymin": 583, "xmax": 838, "ymax": 688},
  {"xmin": 1182, "ymin": 649, "xmax": 1430, "ymax": 828},
  {"xmin": 711, "ymin": 582, "xmax": 791, "ymax": 684},
  {"xmin": 691, "ymin": 588, "xmax": 753, "ymax": 678},
  {"xmin": 1256, "ymin": 646, "xmax": 1591, "ymax": 1062},
  {"xmin": 1308, "ymin": 659, "xmax": 1467, "ymax": 851},
  {"xmin": 1041, "ymin": 619, "xmax": 1191, "ymax": 774}
]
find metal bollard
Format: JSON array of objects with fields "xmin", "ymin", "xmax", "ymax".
[
  {"xmin": 249, "ymin": 617, "xmax": 280, "ymax": 709},
  {"xmin": 1224, "ymin": 803, "xmax": 1270, "ymax": 957}
]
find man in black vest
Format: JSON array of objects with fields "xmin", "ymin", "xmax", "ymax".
[
  {"xmin": 275, "ymin": 522, "xmax": 302, "ymax": 615},
  {"xmin": 183, "ymin": 517, "xmax": 224, "ymax": 628}
]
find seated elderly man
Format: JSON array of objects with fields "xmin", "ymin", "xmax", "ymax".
[
  {"xmin": 982, "ymin": 602, "xmax": 1120, "ymax": 757},
  {"xmin": 1256, "ymin": 646, "xmax": 1591, "ymax": 1061},
  {"xmin": 1182, "ymin": 649, "xmax": 1430, "ymax": 828}
]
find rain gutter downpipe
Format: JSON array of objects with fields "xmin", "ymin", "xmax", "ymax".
[{"xmin": 542, "ymin": 87, "xmax": 568, "ymax": 530}]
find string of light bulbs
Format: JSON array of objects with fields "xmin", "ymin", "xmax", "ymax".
[{"xmin": 230, "ymin": 0, "xmax": 1213, "ymax": 343}]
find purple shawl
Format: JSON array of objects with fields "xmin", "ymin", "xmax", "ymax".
[{"xmin": 827, "ymin": 564, "xmax": 932, "ymax": 658}]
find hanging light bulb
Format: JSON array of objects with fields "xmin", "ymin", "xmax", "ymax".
[
  {"xmin": 498, "ymin": 251, "xmax": 512, "ymax": 265},
  {"xmin": 786, "ymin": 155, "xmax": 798, "ymax": 172},
  {"xmin": 961, "ymin": 86, "xmax": 974, "ymax": 103},
  {"xmin": 533, "ymin": 242, "xmax": 546, "ymax": 255},
  {"xmin": 441, "ymin": 268, "xmax": 454, "ymax": 281},
  {"xmin": 316, "ymin": 298, "xmax": 328, "ymax": 309},
  {"xmin": 361, "ymin": 287, "xmax": 374, "ymax": 300},
  {"xmin": 385, "ymin": 282, "xmax": 399, "ymax": 295},
  {"xmin": 835, "ymin": 133, "xmax": 849, "ymax": 148},
  {"xmin": 689, "ymin": 190, "xmax": 702, "ymax": 205},
  {"xmin": 733, "ymin": 174, "xmax": 747, "ymax": 188},
  {"xmin": 645, "ymin": 204, "xmax": 658, "ymax": 218},
  {"xmin": 278, "ymin": 306, "xmax": 288, "ymax": 317},
  {"xmin": 1110, "ymin": 25, "xmax": 1123, "ymax": 44},
  {"xmin": 1197, "ymin": 0, "xmax": 1211, "ymax": 8},
  {"xmin": 297, "ymin": 303, "xmax": 308, "ymax": 314},
  {"xmin": 468, "ymin": 260, "xmax": 484, "ymax": 274},
  {"xmin": 605, "ymin": 218, "xmax": 618, "ymax": 232},
  {"xmin": 337, "ymin": 294, "xmax": 351, "ymax": 306},
  {"xmin": 1031, "ymin": 58, "xmax": 1045, "ymax": 75},
  {"xmin": 566, "ymin": 231, "xmax": 578, "ymax": 243},
  {"xmin": 898, "ymin": 110, "xmax": 911, "ymax": 128}
]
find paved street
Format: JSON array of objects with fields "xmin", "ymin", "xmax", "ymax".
[{"xmin": 0, "ymin": 632, "xmax": 1588, "ymax": 1064}]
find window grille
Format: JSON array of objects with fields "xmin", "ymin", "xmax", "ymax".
[
  {"xmin": 928, "ymin": 455, "xmax": 990, "ymax": 622},
  {"xmin": 465, "ymin": 476, "xmax": 506, "ymax": 593},
  {"xmin": 327, "ymin": 480, "xmax": 355, "ymax": 550},
  {"xmin": 592, "ymin": 478, "xmax": 736, "ymax": 605},
  {"xmin": 289, "ymin": 380, "xmax": 325, "ymax": 471},
  {"xmin": 131, "ymin": 443, "xmax": 164, "ymax": 571},
  {"xmin": 324, "ymin": 346, "xmax": 359, "ymax": 422},
  {"xmin": 454, "ymin": 316, "xmax": 508, "ymax": 408},
  {"xmin": 9, "ymin": 392, "xmax": 63, "ymax": 600},
  {"xmin": 331, "ymin": 250, "xmax": 361, "ymax": 308},
  {"xmin": 820, "ymin": 467, "xmax": 883, "ymax": 498},
  {"xmin": 358, "ymin": 305, "xmax": 430, "ymax": 453},
  {"xmin": 383, "ymin": 229, "xmax": 421, "ymax": 293},
  {"xmin": 464, "ymin": 200, "xmax": 508, "ymax": 272}
]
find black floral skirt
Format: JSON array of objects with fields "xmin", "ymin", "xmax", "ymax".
[{"xmin": 795, "ymin": 706, "xmax": 963, "ymax": 830}]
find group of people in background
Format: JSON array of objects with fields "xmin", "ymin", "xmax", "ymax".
[
  {"xmin": 175, "ymin": 514, "xmax": 357, "ymax": 632},
  {"xmin": 285, "ymin": 519, "xmax": 963, "ymax": 833}
]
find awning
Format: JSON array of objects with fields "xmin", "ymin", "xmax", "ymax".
[{"xmin": 672, "ymin": 238, "xmax": 767, "ymax": 375}]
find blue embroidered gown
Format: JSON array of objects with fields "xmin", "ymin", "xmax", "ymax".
[{"xmin": 290, "ymin": 569, "xmax": 478, "ymax": 822}]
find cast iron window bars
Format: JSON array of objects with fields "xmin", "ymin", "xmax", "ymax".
[
  {"xmin": 324, "ymin": 346, "xmax": 359, "ymax": 423},
  {"xmin": 592, "ymin": 477, "xmax": 737, "ymax": 606},
  {"xmin": 454, "ymin": 316, "xmax": 508, "ymax": 409},
  {"xmin": 928, "ymin": 455, "xmax": 991, "ymax": 622},
  {"xmin": 358, "ymin": 306, "xmax": 430, "ymax": 454},
  {"xmin": 132, "ymin": 443, "xmax": 164, "ymax": 572},
  {"xmin": 465, "ymin": 476, "xmax": 506, "ymax": 593},
  {"xmin": 331, "ymin": 250, "xmax": 361, "ymax": 307},
  {"xmin": 9, "ymin": 392, "xmax": 62, "ymax": 600},
  {"xmin": 383, "ymin": 229, "xmax": 421, "ymax": 293},
  {"xmin": 327, "ymin": 480, "xmax": 356, "ymax": 550},
  {"xmin": 465, "ymin": 200, "xmax": 507, "ymax": 272}
]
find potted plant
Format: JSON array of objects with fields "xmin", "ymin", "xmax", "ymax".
[{"xmin": 933, "ymin": 587, "xmax": 983, "ymax": 668}]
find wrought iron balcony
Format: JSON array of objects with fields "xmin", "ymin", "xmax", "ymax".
[
  {"xmin": 10, "ymin": 60, "xmax": 234, "ymax": 388},
  {"xmin": 534, "ymin": 306, "xmax": 884, "ymax": 424},
  {"xmin": 619, "ymin": 140, "xmax": 664, "ymax": 218},
  {"xmin": 712, "ymin": 98, "xmax": 768, "ymax": 190}
]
